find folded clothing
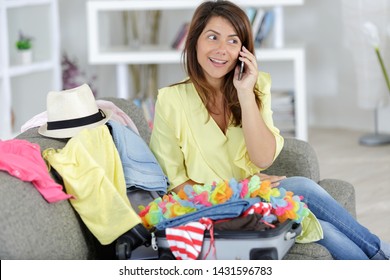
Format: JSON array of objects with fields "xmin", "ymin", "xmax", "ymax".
[{"xmin": 155, "ymin": 198, "xmax": 259, "ymax": 230}]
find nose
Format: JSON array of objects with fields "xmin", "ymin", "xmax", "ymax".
[{"xmin": 215, "ymin": 41, "xmax": 227, "ymax": 55}]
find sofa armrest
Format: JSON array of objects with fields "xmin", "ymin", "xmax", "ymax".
[
  {"xmin": 0, "ymin": 172, "xmax": 94, "ymax": 259},
  {"xmin": 264, "ymin": 137, "xmax": 320, "ymax": 182},
  {"xmin": 265, "ymin": 138, "xmax": 356, "ymax": 216},
  {"xmin": 318, "ymin": 178, "xmax": 357, "ymax": 218}
]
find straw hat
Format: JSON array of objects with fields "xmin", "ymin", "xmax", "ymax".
[{"xmin": 38, "ymin": 84, "xmax": 112, "ymax": 138}]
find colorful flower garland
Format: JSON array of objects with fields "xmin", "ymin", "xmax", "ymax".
[{"xmin": 138, "ymin": 175, "xmax": 309, "ymax": 229}]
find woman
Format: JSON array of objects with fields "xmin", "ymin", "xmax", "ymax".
[{"xmin": 149, "ymin": 0, "xmax": 389, "ymax": 260}]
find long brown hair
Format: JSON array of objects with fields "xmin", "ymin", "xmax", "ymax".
[{"xmin": 176, "ymin": 0, "xmax": 262, "ymax": 126}]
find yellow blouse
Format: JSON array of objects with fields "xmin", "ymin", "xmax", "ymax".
[
  {"xmin": 150, "ymin": 72, "xmax": 284, "ymax": 191},
  {"xmin": 43, "ymin": 125, "xmax": 142, "ymax": 245}
]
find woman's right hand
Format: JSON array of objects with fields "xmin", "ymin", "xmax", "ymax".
[{"xmin": 170, "ymin": 179, "xmax": 200, "ymax": 194}]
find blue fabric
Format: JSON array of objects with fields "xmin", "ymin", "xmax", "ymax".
[
  {"xmin": 107, "ymin": 120, "xmax": 169, "ymax": 195},
  {"xmin": 279, "ymin": 176, "xmax": 384, "ymax": 260},
  {"xmin": 155, "ymin": 198, "xmax": 260, "ymax": 230}
]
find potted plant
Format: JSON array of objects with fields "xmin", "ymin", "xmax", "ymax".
[
  {"xmin": 15, "ymin": 30, "xmax": 33, "ymax": 64},
  {"xmin": 359, "ymin": 21, "xmax": 390, "ymax": 146}
]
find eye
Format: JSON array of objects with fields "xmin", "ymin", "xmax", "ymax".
[
  {"xmin": 228, "ymin": 38, "xmax": 239, "ymax": 44},
  {"xmin": 208, "ymin": 34, "xmax": 217, "ymax": 40}
]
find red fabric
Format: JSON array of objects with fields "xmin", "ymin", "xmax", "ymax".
[
  {"xmin": 242, "ymin": 202, "xmax": 272, "ymax": 216},
  {"xmin": 165, "ymin": 217, "xmax": 215, "ymax": 260},
  {"xmin": 199, "ymin": 217, "xmax": 215, "ymax": 259}
]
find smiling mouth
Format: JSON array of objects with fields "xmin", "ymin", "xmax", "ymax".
[{"xmin": 209, "ymin": 57, "xmax": 227, "ymax": 65}]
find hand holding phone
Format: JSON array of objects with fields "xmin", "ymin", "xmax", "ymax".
[{"xmin": 238, "ymin": 60, "xmax": 244, "ymax": 80}]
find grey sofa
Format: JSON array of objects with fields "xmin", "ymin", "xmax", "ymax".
[{"xmin": 0, "ymin": 97, "xmax": 356, "ymax": 260}]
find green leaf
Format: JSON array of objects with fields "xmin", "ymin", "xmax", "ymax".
[{"xmin": 16, "ymin": 40, "xmax": 32, "ymax": 50}]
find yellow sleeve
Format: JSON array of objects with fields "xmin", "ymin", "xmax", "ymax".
[
  {"xmin": 149, "ymin": 87, "xmax": 189, "ymax": 191},
  {"xmin": 257, "ymin": 72, "xmax": 284, "ymax": 161}
]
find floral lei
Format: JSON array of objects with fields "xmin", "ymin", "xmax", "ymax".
[{"xmin": 138, "ymin": 175, "xmax": 309, "ymax": 229}]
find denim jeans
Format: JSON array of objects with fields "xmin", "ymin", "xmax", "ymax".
[
  {"xmin": 107, "ymin": 120, "xmax": 169, "ymax": 195},
  {"xmin": 279, "ymin": 176, "xmax": 382, "ymax": 260},
  {"xmin": 155, "ymin": 198, "xmax": 260, "ymax": 230}
]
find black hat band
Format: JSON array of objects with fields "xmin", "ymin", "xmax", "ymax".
[{"xmin": 47, "ymin": 109, "xmax": 106, "ymax": 130}]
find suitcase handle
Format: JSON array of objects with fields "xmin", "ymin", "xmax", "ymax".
[{"xmin": 284, "ymin": 223, "xmax": 302, "ymax": 240}]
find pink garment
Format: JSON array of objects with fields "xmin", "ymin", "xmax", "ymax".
[
  {"xmin": 96, "ymin": 100, "xmax": 140, "ymax": 134},
  {"xmin": 20, "ymin": 111, "xmax": 47, "ymax": 133},
  {"xmin": 0, "ymin": 139, "xmax": 73, "ymax": 203},
  {"xmin": 20, "ymin": 99, "xmax": 140, "ymax": 135}
]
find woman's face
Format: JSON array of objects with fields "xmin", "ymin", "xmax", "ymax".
[{"xmin": 196, "ymin": 16, "xmax": 242, "ymax": 86}]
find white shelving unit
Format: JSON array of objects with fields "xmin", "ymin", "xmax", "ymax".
[
  {"xmin": 86, "ymin": 0, "xmax": 307, "ymax": 140},
  {"xmin": 0, "ymin": 0, "xmax": 61, "ymax": 140}
]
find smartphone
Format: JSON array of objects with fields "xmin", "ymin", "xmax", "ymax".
[{"xmin": 238, "ymin": 60, "xmax": 244, "ymax": 80}]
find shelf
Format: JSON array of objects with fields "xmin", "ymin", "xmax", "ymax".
[
  {"xmin": 87, "ymin": 1, "xmax": 304, "ymax": 65},
  {"xmin": 9, "ymin": 60, "xmax": 55, "ymax": 77},
  {"xmin": 90, "ymin": 45, "xmax": 182, "ymax": 64},
  {"xmin": 89, "ymin": 45, "xmax": 304, "ymax": 65},
  {"xmin": 0, "ymin": 0, "xmax": 61, "ymax": 140},
  {"xmin": 87, "ymin": 0, "xmax": 304, "ymax": 11},
  {"xmin": 5, "ymin": 0, "xmax": 52, "ymax": 9},
  {"xmin": 86, "ymin": 0, "xmax": 307, "ymax": 141}
]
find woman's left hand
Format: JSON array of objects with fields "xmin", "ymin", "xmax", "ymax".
[{"xmin": 257, "ymin": 173, "xmax": 286, "ymax": 188}]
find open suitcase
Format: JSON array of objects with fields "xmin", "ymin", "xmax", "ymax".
[
  {"xmin": 126, "ymin": 219, "xmax": 301, "ymax": 260},
  {"xmin": 117, "ymin": 187, "xmax": 304, "ymax": 260}
]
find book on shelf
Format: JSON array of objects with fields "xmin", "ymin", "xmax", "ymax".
[
  {"xmin": 273, "ymin": 113, "xmax": 295, "ymax": 136},
  {"xmin": 254, "ymin": 9, "xmax": 275, "ymax": 47},
  {"xmin": 274, "ymin": 117, "xmax": 295, "ymax": 127},
  {"xmin": 272, "ymin": 90, "xmax": 294, "ymax": 107},
  {"xmin": 245, "ymin": 7, "xmax": 258, "ymax": 25},
  {"xmin": 171, "ymin": 22, "xmax": 189, "ymax": 50},
  {"xmin": 250, "ymin": 8, "xmax": 265, "ymax": 39},
  {"xmin": 245, "ymin": 7, "xmax": 275, "ymax": 48},
  {"xmin": 271, "ymin": 89, "xmax": 295, "ymax": 136}
]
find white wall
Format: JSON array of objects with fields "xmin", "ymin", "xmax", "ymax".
[
  {"xmin": 283, "ymin": 0, "xmax": 390, "ymax": 133},
  {"xmin": 58, "ymin": 0, "xmax": 116, "ymax": 98},
  {"xmin": 58, "ymin": 0, "xmax": 390, "ymax": 133}
]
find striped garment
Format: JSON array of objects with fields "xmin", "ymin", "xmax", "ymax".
[{"xmin": 165, "ymin": 218, "xmax": 214, "ymax": 260}]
